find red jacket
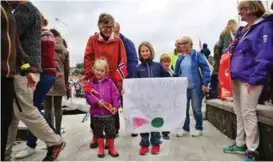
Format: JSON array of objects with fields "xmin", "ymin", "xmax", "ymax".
[
  {"xmin": 41, "ymin": 29, "xmax": 56, "ymax": 75},
  {"xmin": 84, "ymin": 33, "xmax": 127, "ymax": 84}
]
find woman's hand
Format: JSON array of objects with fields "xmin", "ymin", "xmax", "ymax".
[{"xmin": 201, "ymin": 86, "xmax": 208, "ymax": 92}]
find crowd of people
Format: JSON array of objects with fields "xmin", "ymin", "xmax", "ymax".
[{"xmin": 1, "ymin": 0, "xmax": 273, "ymax": 161}]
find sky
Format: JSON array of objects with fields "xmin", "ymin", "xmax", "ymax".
[{"xmin": 33, "ymin": 0, "xmax": 273, "ymax": 67}]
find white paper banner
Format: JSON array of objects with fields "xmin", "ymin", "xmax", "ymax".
[{"xmin": 123, "ymin": 77, "xmax": 188, "ymax": 133}]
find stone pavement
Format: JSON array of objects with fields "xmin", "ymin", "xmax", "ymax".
[{"xmin": 11, "ymin": 101, "xmax": 244, "ymax": 161}]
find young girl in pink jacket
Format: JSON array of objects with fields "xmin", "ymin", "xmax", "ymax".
[{"xmin": 85, "ymin": 58, "xmax": 120, "ymax": 158}]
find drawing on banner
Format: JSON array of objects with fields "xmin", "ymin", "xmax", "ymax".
[
  {"xmin": 151, "ymin": 117, "xmax": 164, "ymax": 128},
  {"xmin": 133, "ymin": 117, "xmax": 149, "ymax": 129},
  {"xmin": 123, "ymin": 77, "xmax": 188, "ymax": 133}
]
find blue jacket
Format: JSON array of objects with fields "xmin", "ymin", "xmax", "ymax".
[
  {"xmin": 230, "ymin": 17, "xmax": 273, "ymax": 85},
  {"xmin": 174, "ymin": 50, "xmax": 211, "ymax": 87},
  {"xmin": 134, "ymin": 61, "xmax": 170, "ymax": 78},
  {"xmin": 119, "ymin": 33, "xmax": 138, "ymax": 78}
]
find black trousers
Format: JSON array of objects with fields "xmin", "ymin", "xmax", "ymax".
[
  {"xmin": 93, "ymin": 116, "xmax": 116, "ymax": 139},
  {"xmin": 1, "ymin": 77, "xmax": 14, "ymax": 161},
  {"xmin": 90, "ymin": 113, "xmax": 120, "ymax": 133},
  {"xmin": 90, "ymin": 95, "xmax": 121, "ymax": 132}
]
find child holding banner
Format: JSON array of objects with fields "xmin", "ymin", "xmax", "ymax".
[
  {"xmin": 85, "ymin": 58, "xmax": 120, "ymax": 158},
  {"xmin": 132, "ymin": 41, "xmax": 169, "ymax": 155}
]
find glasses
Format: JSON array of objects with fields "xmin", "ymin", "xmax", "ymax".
[
  {"xmin": 238, "ymin": 6, "xmax": 247, "ymax": 11},
  {"xmin": 101, "ymin": 25, "xmax": 114, "ymax": 30},
  {"xmin": 177, "ymin": 42, "xmax": 189, "ymax": 46}
]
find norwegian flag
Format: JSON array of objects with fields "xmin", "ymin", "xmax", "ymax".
[
  {"xmin": 84, "ymin": 85, "xmax": 93, "ymax": 94},
  {"xmin": 84, "ymin": 84, "xmax": 99, "ymax": 96},
  {"xmin": 114, "ymin": 63, "xmax": 128, "ymax": 83}
]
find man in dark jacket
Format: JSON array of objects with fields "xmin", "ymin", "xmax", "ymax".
[
  {"xmin": 114, "ymin": 22, "xmax": 138, "ymax": 137},
  {"xmin": 1, "ymin": 1, "xmax": 36, "ymax": 160},
  {"xmin": 200, "ymin": 43, "xmax": 211, "ymax": 59},
  {"xmin": 114, "ymin": 22, "xmax": 138, "ymax": 77},
  {"xmin": 5, "ymin": 1, "xmax": 65, "ymax": 161}
]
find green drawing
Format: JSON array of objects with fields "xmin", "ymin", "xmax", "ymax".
[{"xmin": 151, "ymin": 117, "xmax": 164, "ymax": 128}]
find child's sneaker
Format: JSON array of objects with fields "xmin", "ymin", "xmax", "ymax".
[
  {"xmin": 244, "ymin": 150, "xmax": 257, "ymax": 161},
  {"xmin": 151, "ymin": 145, "xmax": 160, "ymax": 155},
  {"xmin": 139, "ymin": 146, "xmax": 149, "ymax": 155},
  {"xmin": 223, "ymin": 144, "xmax": 246, "ymax": 155}
]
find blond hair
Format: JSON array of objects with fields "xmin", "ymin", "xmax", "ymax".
[
  {"xmin": 238, "ymin": 0, "xmax": 266, "ymax": 18},
  {"xmin": 181, "ymin": 36, "xmax": 193, "ymax": 46},
  {"xmin": 160, "ymin": 54, "xmax": 171, "ymax": 63},
  {"xmin": 138, "ymin": 41, "xmax": 155, "ymax": 62},
  {"xmin": 40, "ymin": 12, "xmax": 48, "ymax": 27},
  {"xmin": 93, "ymin": 58, "xmax": 109, "ymax": 73},
  {"xmin": 221, "ymin": 19, "xmax": 238, "ymax": 35}
]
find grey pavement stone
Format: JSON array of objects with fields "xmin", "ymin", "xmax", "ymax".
[{"xmin": 11, "ymin": 112, "xmax": 243, "ymax": 161}]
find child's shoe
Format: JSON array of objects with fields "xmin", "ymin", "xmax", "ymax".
[
  {"xmin": 151, "ymin": 145, "xmax": 160, "ymax": 155},
  {"xmin": 90, "ymin": 136, "xmax": 98, "ymax": 148},
  {"xmin": 97, "ymin": 138, "xmax": 105, "ymax": 158},
  {"xmin": 162, "ymin": 132, "xmax": 170, "ymax": 140},
  {"xmin": 139, "ymin": 146, "xmax": 149, "ymax": 155},
  {"xmin": 107, "ymin": 139, "xmax": 119, "ymax": 157}
]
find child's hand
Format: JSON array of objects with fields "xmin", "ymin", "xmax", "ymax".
[
  {"xmin": 111, "ymin": 107, "xmax": 118, "ymax": 115},
  {"xmin": 121, "ymin": 89, "xmax": 125, "ymax": 96},
  {"xmin": 98, "ymin": 100, "xmax": 104, "ymax": 107}
]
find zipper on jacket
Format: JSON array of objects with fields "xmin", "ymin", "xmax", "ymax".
[
  {"xmin": 2, "ymin": 6, "xmax": 12, "ymax": 78},
  {"xmin": 146, "ymin": 63, "xmax": 151, "ymax": 78},
  {"xmin": 99, "ymin": 81, "xmax": 104, "ymax": 115}
]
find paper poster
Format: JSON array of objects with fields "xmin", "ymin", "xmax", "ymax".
[{"xmin": 123, "ymin": 77, "xmax": 188, "ymax": 133}]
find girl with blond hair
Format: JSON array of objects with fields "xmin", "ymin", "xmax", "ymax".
[{"xmin": 85, "ymin": 58, "xmax": 120, "ymax": 158}]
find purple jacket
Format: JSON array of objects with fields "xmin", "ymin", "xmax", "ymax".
[
  {"xmin": 231, "ymin": 18, "xmax": 273, "ymax": 85},
  {"xmin": 85, "ymin": 76, "xmax": 120, "ymax": 116}
]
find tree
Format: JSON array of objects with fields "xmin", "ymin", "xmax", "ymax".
[
  {"xmin": 76, "ymin": 63, "xmax": 84, "ymax": 69},
  {"xmin": 71, "ymin": 68, "xmax": 83, "ymax": 76}
]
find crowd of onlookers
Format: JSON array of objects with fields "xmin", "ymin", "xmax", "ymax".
[{"xmin": 1, "ymin": 0, "xmax": 273, "ymax": 161}]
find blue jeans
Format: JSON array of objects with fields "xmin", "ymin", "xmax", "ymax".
[
  {"xmin": 140, "ymin": 132, "xmax": 161, "ymax": 146},
  {"xmin": 26, "ymin": 74, "xmax": 56, "ymax": 149},
  {"xmin": 183, "ymin": 88, "xmax": 203, "ymax": 132}
]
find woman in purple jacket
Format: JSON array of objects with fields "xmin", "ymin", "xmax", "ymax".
[
  {"xmin": 223, "ymin": 1, "xmax": 273, "ymax": 161},
  {"xmin": 85, "ymin": 58, "xmax": 120, "ymax": 158}
]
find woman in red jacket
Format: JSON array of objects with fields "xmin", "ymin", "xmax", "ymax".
[{"xmin": 82, "ymin": 13, "xmax": 127, "ymax": 149}]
